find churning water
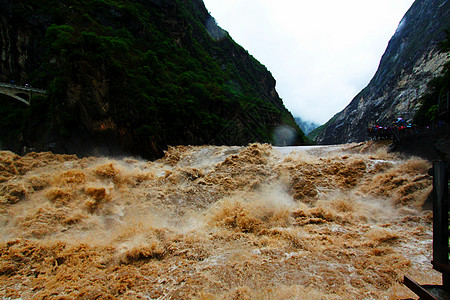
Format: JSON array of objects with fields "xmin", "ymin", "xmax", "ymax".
[{"xmin": 0, "ymin": 141, "xmax": 440, "ymax": 299}]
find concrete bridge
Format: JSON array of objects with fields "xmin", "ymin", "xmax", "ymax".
[{"xmin": 0, "ymin": 82, "xmax": 47, "ymax": 105}]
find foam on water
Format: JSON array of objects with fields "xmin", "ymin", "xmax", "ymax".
[{"xmin": 0, "ymin": 142, "xmax": 439, "ymax": 299}]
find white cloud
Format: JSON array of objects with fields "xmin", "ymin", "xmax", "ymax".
[{"xmin": 203, "ymin": 0, "xmax": 414, "ymax": 124}]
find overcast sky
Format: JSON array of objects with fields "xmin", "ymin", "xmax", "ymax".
[{"xmin": 202, "ymin": 0, "xmax": 415, "ymax": 124}]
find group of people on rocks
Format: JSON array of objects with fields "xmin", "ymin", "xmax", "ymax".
[
  {"xmin": 367, "ymin": 125, "xmax": 393, "ymax": 140},
  {"xmin": 367, "ymin": 118, "xmax": 415, "ymax": 140}
]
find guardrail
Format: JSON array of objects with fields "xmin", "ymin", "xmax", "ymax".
[
  {"xmin": 389, "ymin": 123, "xmax": 449, "ymax": 143},
  {"xmin": 439, "ymin": 91, "xmax": 450, "ymax": 116},
  {"xmin": 0, "ymin": 82, "xmax": 46, "ymax": 94},
  {"xmin": 404, "ymin": 161, "xmax": 450, "ymax": 298}
]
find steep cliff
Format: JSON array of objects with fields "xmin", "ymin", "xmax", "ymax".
[
  {"xmin": 0, "ymin": 0, "xmax": 305, "ymax": 159},
  {"xmin": 312, "ymin": 0, "xmax": 450, "ymax": 145}
]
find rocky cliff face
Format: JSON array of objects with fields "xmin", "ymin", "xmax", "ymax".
[
  {"xmin": 0, "ymin": 0, "xmax": 305, "ymax": 159},
  {"xmin": 312, "ymin": 0, "xmax": 450, "ymax": 145}
]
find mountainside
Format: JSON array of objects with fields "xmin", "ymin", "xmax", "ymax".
[
  {"xmin": 0, "ymin": 0, "xmax": 305, "ymax": 159},
  {"xmin": 294, "ymin": 117, "xmax": 320, "ymax": 135},
  {"xmin": 312, "ymin": 0, "xmax": 450, "ymax": 145}
]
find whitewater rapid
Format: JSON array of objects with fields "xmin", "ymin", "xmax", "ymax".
[{"xmin": 0, "ymin": 141, "xmax": 439, "ymax": 299}]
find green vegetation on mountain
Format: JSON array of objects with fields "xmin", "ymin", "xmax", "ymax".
[
  {"xmin": 413, "ymin": 29, "xmax": 450, "ymax": 126},
  {"xmin": 0, "ymin": 97, "xmax": 27, "ymax": 150},
  {"xmin": 0, "ymin": 0, "xmax": 305, "ymax": 158}
]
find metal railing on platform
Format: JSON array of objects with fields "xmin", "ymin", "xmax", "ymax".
[
  {"xmin": 439, "ymin": 91, "xmax": 450, "ymax": 116},
  {"xmin": 390, "ymin": 122, "xmax": 449, "ymax": 143},
  {"xmin": 404, "ymin": 161, "xmax": 450, "ymax": 299}
]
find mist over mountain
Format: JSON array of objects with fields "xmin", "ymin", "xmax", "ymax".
[
  {"xmin": 294, "ymin": 117, "xmax": 320, "ymax": 135},
  {"xmin": 0, "ymin": 0, "xmax": 305, "ymax": 159},
  {"xmin": 312, "ymin": 0, "xmax": 450, "ymax": 145}
]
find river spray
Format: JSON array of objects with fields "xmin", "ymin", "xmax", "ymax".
[{"xmin": 0, "ymin": 141, "xmax": 439, "ymax": 298}]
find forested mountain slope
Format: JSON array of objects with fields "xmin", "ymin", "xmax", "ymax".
[{"xmin": 0, "ymin": 0, "xmax": 305, "ymax": 158}]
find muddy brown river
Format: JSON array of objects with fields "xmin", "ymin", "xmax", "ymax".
[{"xmin": 0, "ymin": 141, "xmax": 440, "ymax": 299}]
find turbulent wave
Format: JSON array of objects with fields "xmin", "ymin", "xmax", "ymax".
[{"xmin": 0, "ymin": 141, "xmax": 439, "ymax": 299}]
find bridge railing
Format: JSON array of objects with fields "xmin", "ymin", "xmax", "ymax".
[{"xmin": 0, "ymin": 82, "xmax": 46, "ymax": 94}]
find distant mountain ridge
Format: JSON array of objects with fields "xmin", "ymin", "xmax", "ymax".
[
  {"xmin": 0, "ymin": 0, "xmax": 305, "ymax": 158},
  {"xmin": 294, "ymin": 117, "xmax": 320, "ymax": 135},
  {"xmin": 312, "ymin": 0, "xmax": 450, "ymax": 144}
]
